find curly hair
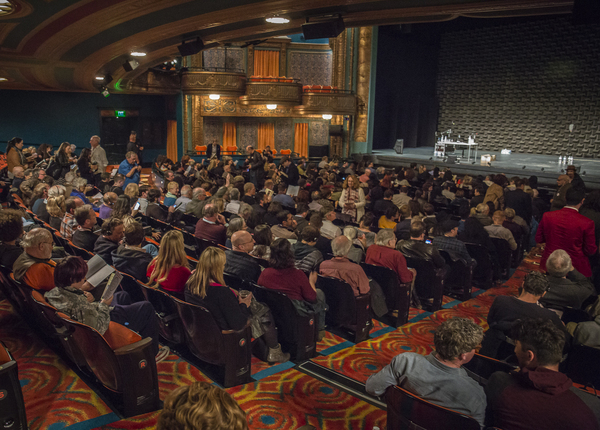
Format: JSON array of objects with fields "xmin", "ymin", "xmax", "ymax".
[
  {"xmin": 522, "ymin": 271, "xmax": 549, "ymax": 296},
  {"xmin": 0, "ymin": 209, "xmax": 24, "ymax": 242},
  {"xmin": 434, "ymin": 317, "xmax": 483, "ymax": 361}
]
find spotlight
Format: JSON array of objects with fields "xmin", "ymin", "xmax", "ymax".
[
  {"xmin": 266, "ymin": 104, "xmax": 277, "ymax": 110},
  {"xmin": 130, "ymin": 51, "xmax": 146, "ymax": 57},
  {"xmin": 209, "ymin": 94, "xmax": 220, "ymax": 100},
  {"xmin": 95, "ymin": 74, "xmax": 113, "ymax": 84},
  {"xmin": 178, "ymin": 37, "xmax": 204, "ymax": 57},
  {"xmin": 122, "ymin": 59, "xmax": 139, "ymax": 72},
  {"xmin": 266, "ymin": 16, "xmax": 290, "ymax": 24},
  {"xmin": 100, "ymin": 86, "xmax": 110, "ymax": 97}
]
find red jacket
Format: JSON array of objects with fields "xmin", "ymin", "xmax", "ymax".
[{"xmin": 535, "ymin": 207, "xmax": 597, "ymax": 277}]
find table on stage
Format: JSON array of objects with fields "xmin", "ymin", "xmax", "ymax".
[{"xmin": 434, "ymin": 141, "xmax": 478, "ymax": 163}]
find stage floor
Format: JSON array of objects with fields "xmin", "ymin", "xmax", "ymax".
[{"xmin": 358, "ymin": 148, "xmax": 600, "ymax": 189}]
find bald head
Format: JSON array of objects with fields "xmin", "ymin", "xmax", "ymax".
[
  {"xmin": 232, "ymin": 230, "xmax": 254, "ymax": 253},
  {"xmin": 331, "ymin": 235, "xmax": 352, "ymax": 257},
  {"xmin": 192, "ymin": 187, "xmax": 206, "ymax": 200}
]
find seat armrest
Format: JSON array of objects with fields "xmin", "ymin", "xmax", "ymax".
[{"xmin": 113, "ymin": 337, "xmax": 153, "ymax": 355}]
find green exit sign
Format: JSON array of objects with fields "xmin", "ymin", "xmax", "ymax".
[{"xmin": 115, "ymin": 110, "xmax": 126, "ymax": 117}]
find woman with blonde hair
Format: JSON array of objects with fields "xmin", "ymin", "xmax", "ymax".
[
  {"xmin": 339, "ymin": 174, "xmax": 365, "ymax": 223},
  {"xmin": 147, "ymin": 230, "xmax": 191, "ymax": 297},
  {"xmin": 185, "ymin": 247, "xmax": 289, "ymax": 364},
  {"xmin": 124, "ymin": 183, "xmax": 139, "ymax": 208},
  {"xmin": 471, "ymin": 202, "xmax": 492, "ymax": 226}
]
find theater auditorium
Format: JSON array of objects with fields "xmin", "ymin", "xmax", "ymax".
[{"xmin": 1, "ymin": 0, "xmax": 600, "ymax": 429}]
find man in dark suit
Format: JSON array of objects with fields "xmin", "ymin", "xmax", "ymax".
[
  {"xmin": 504, "ymin": 178, "xmax": 532, "ymax": 225},
  {"xmin": 536, "ymin": 187, "xmax": 597, "ymax": 278},
  {"xmin": 206, "ymin": 139, "xmax": 221, "ymax": 160},
  {"xmin": 126, "ymin": 131, "xmax": 143, "ymax": 165},
  {"xmin": 280, "ymin": 156, "xmax": 299, "ymax": 187}
]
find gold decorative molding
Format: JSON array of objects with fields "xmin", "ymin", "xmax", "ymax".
[
  {"xmin": 354, "ymin": 27, "xmax": 372, "ymax": 143},
  {"xmin": 290, "ymin": 42, "xmax": 332, "ymax": 51},
  {"xmin": 197, "ymin": 95, "xmax": 323, "ymax": 118},
  {"xmin": 247, "ymin": 45, "xmax": 254, "ymax": 77},
  {"xmin": 294, "ymin": 93, "xmax": 357, "ymax": 115},
  {"xmin": 181, "ymin": 70, "xmax": 246, "ymax": 96},
  {"xmin": 239, "ymin": 81, "xmax": 302, "ymax": 106},
  {"xmin": 330, "ymin": 30, "xmax": 347, "ymax": 91}
]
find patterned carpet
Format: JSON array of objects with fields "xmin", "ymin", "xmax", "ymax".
[{"xmin": 2, "ymin": 250, "xmax": 542, "ymax": 430}]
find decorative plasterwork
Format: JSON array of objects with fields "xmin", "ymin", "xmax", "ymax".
[
  {"xmin": 199, "ymin": 96, "xmax": 324, "ymax": 118},
  {"xmin": 239, "ymin": 81, "xmax": 302, "ymax": 106},
  {"xmin": 181, "ymin": 70, "xmax": 246, "ymax": 96},
  {"xmin": 294, "ymin": 93, "xmax": 357, "ymax": 115}
]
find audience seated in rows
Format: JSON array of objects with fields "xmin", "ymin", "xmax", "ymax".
[
  {"xmin": 72, "ymin": 204, "xmax": 98, "ymax": 250},
  {"xmin": 13, "ymin": 228, "xmax": 57, "ymax": 291},
  {"xmin": 224, "ymin": 230, "xmax": 262, "ymax": 283},
  {"xmin": 60, "ymin": 196, "xmax": 83, "ymax": 240},
  {"xmin": 541, "ymin": 249, "xmax": 595, "ymax": 310},
  {"xmin": 112, "ymin": 221, "xmax": 153, "ymax": 282},
  {"xmin": 366, "ymin": 229, "xmax": 415, "ymax": 285},
  {"xmin": 397, "ymin": 220, "xmax": 447, "ymax": 273},
  {"xmin": 194, "ymin": 203, "xmax": 227, "ymax": 245},
  {"xmin": 485, "ymin": 211, "xmax": 517, "ymax": 251},
  {"xmin": 147, "ymin": 230, "xmax": 192, "ymax": 296},
  {"xmin": 94, "ymin": 217, "xmax": 124, "ymax": 264}
]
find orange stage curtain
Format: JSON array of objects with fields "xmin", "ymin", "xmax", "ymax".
[
  {"xmin": 257, "ymin": 123, "xmax": 275, "ymax": 151},
  {"xmin": 254, "ymin": 50, "xmax": 280, "ymax": 77},
  {"xmin": 166, "ymin": 120, "xmax": 178, "ymax": 161},
  {"xmin": 222, "ymin": 122, "xmax": 237, "ymax": 149},
  {"xmin": 294, "ymin": 123, "xmax": 309, "ymax": 157}
]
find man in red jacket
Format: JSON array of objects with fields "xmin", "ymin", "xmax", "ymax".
[{"xmin": 535, "ymin": 187, "xmax": 597, "ymax": 277}]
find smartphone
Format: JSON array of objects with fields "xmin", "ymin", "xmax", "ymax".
[
  {"xmin": 133, "ymin": 201, "xmax": 140, "ymax": 211},
  {"xmin": 425, "ymin": 239, "xmax": 432, "ymax": 245}
]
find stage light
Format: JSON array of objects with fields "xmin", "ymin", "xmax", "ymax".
[
  {"xmin": 100, "ymin": 86, "xmax": 110, "ymax": 97},
  {"xmin": 209, "ymin": 94, "xmax": 220, "ymax": 100},
  {"xmin": 130, "ymin": 51, "xmax": 146, "ymax": 57},
  {"xmin": 322, "ymin": 114, "xmax": 332, "ymax": 120},
  {"xmin": 266, "ymin": 16, "xmax": 289, "ymax": 24},
  {"xmin": 123, "ymin": 59, "xmax": 139, "ymax": 72},
  {"xmin": 266, "ymin": 104, "xmax": 277, "ymax": 110}
]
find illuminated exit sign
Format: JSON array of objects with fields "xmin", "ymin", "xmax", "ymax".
[{"xmin": 115, "ymin": 110, "xmax": 126, "ymax": 117}]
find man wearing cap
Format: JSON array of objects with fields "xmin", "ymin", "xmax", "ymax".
[
  {"xmin": 433, "ymin": 220, "xmax": 476, "ymax": 265},
  {"xmin": 566, "ymin": 165, "xmax": 585, "ymax": 192}
]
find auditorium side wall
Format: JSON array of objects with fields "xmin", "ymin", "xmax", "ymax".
[{"xmin": 0, "ymin": 89, "xmax": 172, "ymax": 162}]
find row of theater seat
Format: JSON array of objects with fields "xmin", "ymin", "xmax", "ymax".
[{"xmin": 193, "ymin": 146, "xmax": 293, "ymax": 156}]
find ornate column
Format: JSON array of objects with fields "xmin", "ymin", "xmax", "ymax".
[
  {"xmin": 354, "ymin": 27, "xmax": 372, "ymax": 149},
  {"xmin": 247, "ymin": 45, "xmax": 254, "ymax": 76}
]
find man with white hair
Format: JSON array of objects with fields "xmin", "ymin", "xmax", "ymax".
[
  {"xmin": 541, "ymin": 249, "xmax": 595, "ymax": 310},
  {"xmin": 365, "ymin": 229, "xmax": 415, "ymax": 284},
  {"xmin": 117, "ymin": 151, "xmax": 141, "ymax": 187},
  {"xmin": 90, "ymin": 135, "xmax": 108, "ymax": 174},
  {"xmin": 320, "ymin": 235, "xmax": 388, "ymax": 317},
  {"xmin": 13, "ymin": 228, "xmax": 57, "ymax": 291},
  {"xmin": 175, "ymin": 185, "xmax": 192, "ymax": 213},
  {"xmin": 186, "ymin": 187, "xmax": 208, "ymax": 218},
  {"xmin": 225, "ymin": 188, "xmax": 241, "ymax": 214}
]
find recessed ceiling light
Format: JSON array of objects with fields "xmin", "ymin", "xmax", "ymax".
[
  {"xmin": 322, "ymin": 114, "xmax": 333, "ymax": 120},
  {"xmin": 130, "ymin": 52, "xmax": 147, "ymax": 57},
  {"xmin": 266, "ymin": 104, "xmax": 278, "ymax": 110},
  {"xmin": 95, "ymin": 76, "xmax": 104, "ymax": 80},
  {"xmin": 209, "ymin": 94, "xmax": 220, "ymax": 100},
  {"xmin": 0, "ymin": 77, "xmax": 8, "ymax": 81},
  {"xmin": 266, "ymin": 16, "xmax": 289, "ymax": 24}
]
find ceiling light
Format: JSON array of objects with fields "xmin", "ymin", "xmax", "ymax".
[
  {"xmin": 322, "ymin": 114, "xmax": 333, "ymax": 120},
  {"xmin": 130, "ymin": 51, "xmax": 146, "ymax": 57},
  {"xmin": 266, "ymin": 104, "xmax": 277, "ymax": 110},
  {"xmin": 209, "ymin": 94, "xmax": 220, "ymax": 100},
  {"xmin": 95, "ymin": 76, "xmax": 104, "ymax": 80},
  {"xmin": 0, "ymin": 78, "xmax": 7, "ymax": 81},
  {"xmin": 266, "ymin": 16, "xmax": 289, "ymax": 24}
]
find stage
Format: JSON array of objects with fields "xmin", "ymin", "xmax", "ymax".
[{"xmin": 356, "ymin": 148, "xmax": 600, "ymax": 190}]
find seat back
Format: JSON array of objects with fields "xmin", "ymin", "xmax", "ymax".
[
  {"xmin": 69, "ymin": 241, "xmax": 95, "ymax": 260},
  {"xmin": 565, "ymin": 344, "xmax": 600, "ymax": 388},
  {"xmin": 171, "ymin": 297, "xmax": 252, "ymax": 387},
  {"xmin": 56, "ymin": 313, "xmax": 159, "ymax": 417},
  {"xmin": 463, "ymin": 353, "xmax": 517, "ymax": 383},
  {"xmin": 317, "ymin": 275, "xmax": 371, "ymax": 343},
  {"xmin": 8, "ymin": 273, "xmax": 37, "ymax": 320},
  {"xmin": 0, "ymin": 265, "xmax": 24, "ymax": 313},
  {"xmin": 0, "ymin": 341, "xmax": 28, "ymax": 430},
  {"xmin": 145, "ymin": 215, "xmax": 173, "ymax": 233},
  {"xmin": 252, "ymin": 285, "xmax": 317, "ymax": 361},
  {"xmin": 137, "ymin": 282, "xmax": 185, "ymax": 344},
  {"xmin": 490, "ymin": 238, "xmax": 512, "ymax": 278},
  {"xmin": 403, "ymin": 257, "xmax": 443, "ymax": 310},
  {"xmin": 195, "ymin": 237, "xmax": 219, "ymax": 255},
  {"xmin": 223, "ymin": 272, "xmax": 253, "ymax": 292},
  {"xmin": 439, "ymin": 250, "xmax": 473, "ymax": 301},
  {"xmin": 465, "ymin": 243, "xmax": 494, "ymax": 289},
  {"xmin": 385, "ymin": 385, "xmax": 481, "ymax": 430},
  {"xmin": 117, "ymin": 270, "xmax": 146, "ymax": 302},
  {"xmin": 360, "ymin": 262, "xmax": 410, "ymax": 327}
]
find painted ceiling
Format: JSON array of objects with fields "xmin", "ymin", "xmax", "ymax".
[{"xmin": 0, "ymin": 0, "xmax": 572, "ymax": 93}]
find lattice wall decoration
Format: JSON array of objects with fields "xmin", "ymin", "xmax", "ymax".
[
  {"xmin": 203, "ymin": 118, "xmax": 223, "ymax": 146},
  {"xmin": 202, "ymin": 47, "xmax": 245, "ymax": 72},
  {"xmin": 437, "ymin": 17, "xmax": 600, "ymax": 158},
  {"xmin": 289, "ymin": 51, "xmax": 332, "ymax": 86},
  {"xmin": 275, "ymin": 119, "xmax": 293, "ymax": 151},
  {"xmin": 310, "ymin": 121, "xmax": 329, "ymax": 146}
]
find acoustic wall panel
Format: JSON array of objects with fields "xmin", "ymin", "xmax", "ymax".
[{"xmin": 436, "ymin": 17, "xmax": 600, "ymax": 157}]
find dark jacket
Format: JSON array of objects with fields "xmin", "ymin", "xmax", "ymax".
[
  {"xmin": 72, "ymin": 229, "xmax": 98, "ymax": 251},
  {"xmin": 541, "ymin": 270, "xmax": 595, "ymax": 310},
  {"xmin": 94, "ymin": 236, "xmax": 119, "ymax": 264},
  {"xmin": 293, "ymin": 241, "xmax": 323, "ymax": 273},
  {"xmin": 396, "ymin": 239, "xmax": 446, "ymax": 269},
  {"xmin": 504, "ymin": 189, "xmax": 532, "ymax": 224},
  {"xmin": 147, "ymin": 203, "xmax": 173, "ymax": 223},
  {"xmin": 0, "ymin": 243, "xmax": 22, "ymax": 268},
  {"xmin": 111, "ymin": 245, "xmax": 153, "ymax": 282},
  {"xmin": 283, "ymin": 162, "xmax": 299, "ymax": 186},
  {"xmin": 224, "ymin": 250, "xmax": 261, "ymax": 282}
]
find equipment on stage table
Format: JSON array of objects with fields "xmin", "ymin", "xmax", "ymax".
[{"xmin": 394, "ymin": 139, "xmax": 404, "ymax": 155}]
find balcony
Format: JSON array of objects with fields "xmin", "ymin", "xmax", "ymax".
[
  {"xmin": 238, "ymin": 76, "xmax": 303, "ymax": 106},
  {"xmin": 181, "ymin": 68, "xmax": 246, "ymax": 96},
  {"xmin": 294, "ymin": 85, "xmax": 357, "ymax": 115}
]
